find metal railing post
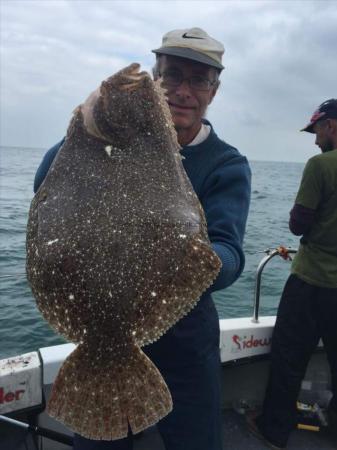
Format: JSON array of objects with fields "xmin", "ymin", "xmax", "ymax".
[{"xmin": 252, "ymin": 248, "xmax": 297, "ymax": 323}]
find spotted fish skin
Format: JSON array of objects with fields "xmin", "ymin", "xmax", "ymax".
[{"xmin": 26, "ymin": 63, "xmax": 221, "ymax": 440}]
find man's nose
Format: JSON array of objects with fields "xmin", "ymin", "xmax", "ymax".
[{"xmin": 175, "ymin": 79, "xmax": 192, "ymax": 97}]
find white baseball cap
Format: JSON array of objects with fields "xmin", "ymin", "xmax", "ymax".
[{"xmin": 152, "ymin": 27, "xmax": 224, "ymax": 70}]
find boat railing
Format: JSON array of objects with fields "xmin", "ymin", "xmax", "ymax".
[
  {"xmin": 252, "ymin": 246, "xmax": 297, "ymax": 323},
  {"xmin": 1, "ymin": 247, "xmax": 298, "ymax": 326},
  {"xmin": 1, "ymin": 246, "xmax": 297, "ymax": 325}
]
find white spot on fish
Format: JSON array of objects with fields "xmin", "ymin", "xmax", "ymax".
[
  {"xmin": 105, "ymin": 145, "xmax": 112, "ymax": 157},
  {"xmin": 179, "ymin": 234, "xmax": 187, "ymax": 239},
  {"xmin": 69, "ymin": 294, "xmax": 74, "ymax": 300},
  {"xmin": 47, "ymin": 239, "xmax": 59, "ymax": 246}
]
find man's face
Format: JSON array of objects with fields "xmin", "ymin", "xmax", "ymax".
[
  {"xmin": 313, "ymin": 120, "xmax": 334, "ymax": 153},
  {"xmin": 155, "ymin": 55, "xmax": 219, "ymax": 139}
]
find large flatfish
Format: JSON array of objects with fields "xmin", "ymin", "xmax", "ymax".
[{"xmin": 26, "ymin": 63, "xmax": 221, "ymax": 440}]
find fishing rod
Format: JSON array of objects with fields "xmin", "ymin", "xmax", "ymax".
[{"xmin": 0, "ymin": 414, "xmax": 74, "ymax": 447}]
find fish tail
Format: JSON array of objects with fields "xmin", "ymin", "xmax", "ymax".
[{"xmin": 47, "ymin": 342, "xmax": 172, "ymax": 440}]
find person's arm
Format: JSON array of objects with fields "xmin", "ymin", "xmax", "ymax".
[
  {"xmin": 289, "ymin": 157, "xmax": 322, "ymax": 236},
  {"xmin": 289, "ymin": 203, "xmax": 316, "ymax": 236},
  {"xmin": 200, "ymin": 155, "xmax": 251, "ymax": 291},
  {"xmin": 34, "ymin": 139, "xmax": 65, "ymax": 193}
]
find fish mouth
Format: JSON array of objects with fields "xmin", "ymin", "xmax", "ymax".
[{"xmin": 118, "ymin": 63, "xmax": 149, "ymax": 92}]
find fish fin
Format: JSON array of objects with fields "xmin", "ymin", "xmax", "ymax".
[
  {"xmin": 139, "ymin": 233, "xmax": 222, "ymax": 346},
  {"xmin": 47, "ymin": 342, "xmax": 172, "ymax": 440}
]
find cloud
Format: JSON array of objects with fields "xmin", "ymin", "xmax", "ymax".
[{"xmin": 1, "ymin": 0, "xmax": 336, "ymax": 161}]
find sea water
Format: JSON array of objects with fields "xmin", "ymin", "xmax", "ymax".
[{"xmin": 0, "ymin": 146, "xmax": 304, "ymax": 359}]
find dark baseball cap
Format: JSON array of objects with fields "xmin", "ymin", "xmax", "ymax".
[
  {"xmin": 152, "ymin": 27, "xmax": 224, "ymax": 70},
  {"xmin": 301, "ymin": 98, "xmax": 337, "ymax": 133}
]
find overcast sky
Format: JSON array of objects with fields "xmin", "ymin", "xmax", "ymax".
[{"xmin": 1, "ymin": 0, "xmax": 336, "ymax": 162}]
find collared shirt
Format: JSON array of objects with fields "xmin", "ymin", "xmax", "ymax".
[{"xmin": 187, "ymin": 123, "xmax": 211, "ymax": 146}]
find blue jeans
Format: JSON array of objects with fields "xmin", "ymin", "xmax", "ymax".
[{"xmin": 73, "ymin": 349, "xmax": 223, "ymax": 450}]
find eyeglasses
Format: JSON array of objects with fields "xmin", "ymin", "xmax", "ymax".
[{"xmin": 158, "ymin": 70, "xmax": 217, "ymax": 92}]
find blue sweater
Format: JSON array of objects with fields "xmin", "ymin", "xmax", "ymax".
[{"xmin": 34, "ymin": 123, "xmax": 251, "ymax": 367}]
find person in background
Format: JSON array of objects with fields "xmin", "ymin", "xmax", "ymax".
[
  {"xmin": 247, "ymin": 99, "xmax": 337, "ymax": 450},
  {"xmin": 34, "ymin": 27, "xmax": 251, "ymax": 450}
]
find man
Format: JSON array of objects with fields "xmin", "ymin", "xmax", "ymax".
[
  {"xmin": 247, "ymin": 99, "xmax": 337, "ymax": 450},
  {"xmin": 34, "ymin": 27, "xmax": 251, "ymax": 450}
]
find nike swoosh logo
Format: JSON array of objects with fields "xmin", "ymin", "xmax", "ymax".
[{"xmin": 182, "ymin": 33, "xmax": 204, "ymax": 40}]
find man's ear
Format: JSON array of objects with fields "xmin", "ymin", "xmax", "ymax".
[
  {"xmin": 327, "ymin": 118, "xmax": 337, "ymax": 133},
  {"xmin": 208, "ymin": 80, "xmax": 220, "ymax": 105}
]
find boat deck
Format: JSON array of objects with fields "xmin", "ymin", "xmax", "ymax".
[{"xmin": 132, "ymin": 409, "xmax": 336, "ymax": 450}]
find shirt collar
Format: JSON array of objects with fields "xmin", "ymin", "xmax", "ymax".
[{"xmin": 187, "ymin": 123, "xmax": 211, "ymax": 146}]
